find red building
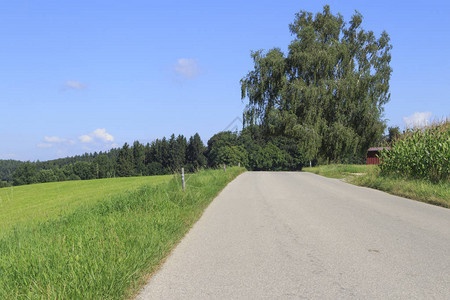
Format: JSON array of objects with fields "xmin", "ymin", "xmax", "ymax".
[{"xmin": 366, "ymin": 147, "xmax": 390, "ymax": 165}]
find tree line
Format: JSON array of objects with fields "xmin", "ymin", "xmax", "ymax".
[{"xmin": 3, "ymin": 127, "xmax": 307, "ymax": 186}]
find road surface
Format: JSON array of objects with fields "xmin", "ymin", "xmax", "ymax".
[{"xmin": 137, "ymin": 172, "xmax": 450, "ymax": 299}]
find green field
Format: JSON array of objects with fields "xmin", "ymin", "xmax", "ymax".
[
  {"xmin": 0, "ymin": 167, "xmax": 245, "ymax": 299},
  {"xmin": 304, "ymin": 165, "xmax": 449, "ymax": 208},
  {"xmin": 0, "ymin": 176, "xmax": 171, "ymax": 232}
]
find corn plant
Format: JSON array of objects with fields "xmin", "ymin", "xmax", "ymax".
[{"xmin": 379, "ymin": 120, "xmax": 449, "ymax": 182}]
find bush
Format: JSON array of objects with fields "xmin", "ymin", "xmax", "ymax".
[{"xmin": 379, "ymin": 120, "xmax": 449, "ymax": 182}]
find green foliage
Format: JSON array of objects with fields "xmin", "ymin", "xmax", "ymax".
[
  {"xmin": 0, "ymin": 159, "xmax": 23, "ymax": 182},
  {"xmin": 249, "ymin": 143, "xmax": 286, "ymax": 171},
  {"xmin": 133, "ymin": 140, "xmax": 146, "ymax": 175},
  {"xmin": 116, "ymin": 143, "xmax": 134, "ymax": 177},
  {"xmin": 241, "ymin": 5, "xmax": 392, "ymax": 162},
  {"xmin": 379, "ymin": 121, "xmax": 450, "ymax": 182},
  {"xmin": 206, "ymin": 131, "xmax": 238, "ymax": 167},
  {"xmin": 206, "ymin": 126, "xmax": 305, "ymax": 170},
  {"xmin": 187, "ymin": 133, "xmax": 207, "ymax": 171},
  {"xmin": 93, "ymin": 153, "xmax": 114, "ymax": 178},
  {"xmin": 168, "ymin": 134, "xmax": 187, "ymax": 171},
  {"xmin": 73, "ymin": 161, "xmax": 96, "ymax": 180},
  {"xmin": 216, "ymin": 145, "xmax": 249, "ymax": 167},
  {"xmin": 387, "ymin": 126, "xmax": 401, "ymax": 143},
  {"xmin": 12, "ymin": 162, "xmax": 38, "ymax": 185},
  {"xmin": 0, "ymin": 181, "xmax": 10, "ymax": 188},
  {"xmin": 35, "ymin": 169, "xmax": 58, "ymax": 183},
  {"xmin": 0, "ymin": 168, "xmax": 245, "ymax": 298}
]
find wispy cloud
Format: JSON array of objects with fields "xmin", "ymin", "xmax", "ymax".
[
  {"xmin": 174, "ymin": 58, "xmax": 200, "ymax": 80},
  {"xmin": 402, "ymin": 112, "xmax": 432, "ymax": 128},
  {"xmin": 37, "ymin": 143, "xmax": 53, "ymax": 148},
  {"xmin": 44, "ymin": 136, "xmax": 74, "ymax": 144},
  {"xmin": 78, "ymin": 135, "xmax": 93, "ymax": 143},
  {"xmin": 38, "ymin": 136, "xmax": 75, "ymax": 148},
  {"xmin": 63, "ymin": 80, "xmax": 87, "ymax": 90},
  {"xmin": 78, "ymin": 129, "xmax": 114, "ymax": 144}
]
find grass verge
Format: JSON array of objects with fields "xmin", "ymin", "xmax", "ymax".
[
  {"xmin": 0, "ymin": 167, "xmax": 246, "ymax": 299},
  {"xmin": 303, "ymin": 165, "xmax": 449, "ymax": 208}
]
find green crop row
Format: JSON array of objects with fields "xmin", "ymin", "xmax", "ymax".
[{"xmin": 379, "ymin": 120, "xmax": 449, "ymax": 182}]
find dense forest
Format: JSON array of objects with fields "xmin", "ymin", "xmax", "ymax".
[
  {"xmin": 0, "ymin": 160, "xmax": 23, "ymax": 186},
  {"xmin": 0, "ymin": 126, "xmax": 308, "ymax": 187}
]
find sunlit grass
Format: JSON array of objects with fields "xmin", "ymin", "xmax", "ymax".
[
  {"xmin": 0, "ymin": 176, "xmax": 171, "ymax": 232},
  {"xmin": 303, "ymin": 164, "xmax": 377, "ymax": 179},
  {"xmin": 0, "ymin": 167, "xmax": 246, "ymax": 299},
  {"xmin": 304, "ymin": 165, "xmax": 449, "ymax": 208}
]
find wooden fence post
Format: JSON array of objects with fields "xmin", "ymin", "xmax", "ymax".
[
  {"xmin": 224, "ymin": 164, "xmax": 226, "ymax": 172},
  {"xmin": 181, "ymin": 168, "xmax": 186, "ymax": 192}
]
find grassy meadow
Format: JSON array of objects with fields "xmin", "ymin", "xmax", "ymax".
[
  {"xmin": 0, "ymin": 167, "xmax": 245, "ymax": 299},
  {"xmin": 304, "ymin": 164, "xmax": 449, "ymax": 208},
  {"xmin": 0, "ymin": 175, "xmax": 170, "ymax": 232}
]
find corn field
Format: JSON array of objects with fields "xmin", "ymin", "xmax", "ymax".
[{"xmin": 379, "ymin": 120, "xmax": 450, "ymax": 182}]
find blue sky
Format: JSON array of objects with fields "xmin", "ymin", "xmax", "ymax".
[{"xmin": 1, "ymin": 0, "xmax": 449, "ymax": 161}]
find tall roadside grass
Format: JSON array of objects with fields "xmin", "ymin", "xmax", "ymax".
[
  {"xmin": 352, "ymin": 167, "xmax": 449, "ymax": 208},
  {"xmin": 379, "ymin": 120, "xmax": 449, "ymax": 182},
  {"xmin": 0, "ymin": 167, "xmax": 245, "ymax": 299},
  {"xmin": 304, "ymin": 165, "xmax": 449, "ymax": 208}
]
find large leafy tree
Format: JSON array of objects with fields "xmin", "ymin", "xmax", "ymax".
[
  {"xmin": 241, "ymin": 5, "xmax": 392, "ymax": 162},
  {"xmin": 205, "ymin": 131, "xmax": 238, "ymax": 167}
]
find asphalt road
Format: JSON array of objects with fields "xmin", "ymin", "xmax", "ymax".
[{"xmin": 137, "ymin": 172, "xmax": 450, "ymax": 299}]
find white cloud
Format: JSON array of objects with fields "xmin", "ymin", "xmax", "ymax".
[
  {"xmin": 44, "ymin": 136, "xmax": 66, "ymax": 143},
  {"xmin": 78, "ymin": 129, "xmax": 114, "ymax": 144},
  {"xmin": 402, "ymin": 112, "xmax": 432, "ymax": 128},
  {"xmin": 174, "ymin": 58, "xmax": 200, "ymax": 80},
  {"xmin": 92, "ymin": 128, "xmax": 114, "ymax": 142},
  {"xmin": 78, "ymin": 135, "xmax": 93, "ymax": 143},
  {"xmin": 2, "ymin": 153, "xmax": 18, "ymax": 159},
  {"xmin": 41, "ymin": 136, "xmax": 75, "ymax": 146},
  {"xmin": 63, "ymin": 80, "xmax": 86, "ymax": 90},
  {"xmin": 37, "ymin": 143, "xmax": 53, "ymax": 148}
]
